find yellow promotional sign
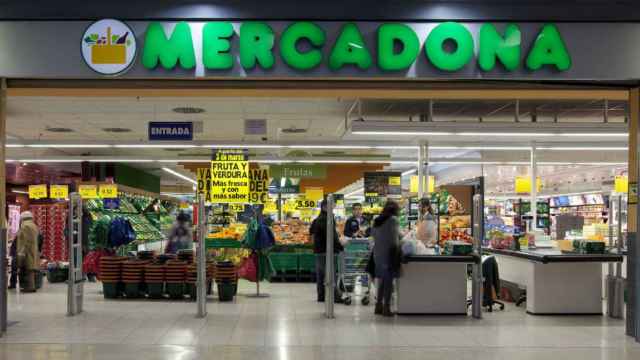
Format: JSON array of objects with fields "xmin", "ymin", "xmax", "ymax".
[
  {"xmin": 179, "ymin": 202, "xmax": 190, "ymax": 209},
  {"xmin": 264, "ymin": 200, "xmax": 278, "ymax": 213},
  {"xmin": 28, "ymin": 184, "xmax": 47, "ymax": 200},
  {"xmin": 229, "ymin": 203, "xmax": 245, "ymax": 212},
  {"xmin": 615, "ymin": 175, "xmax": 628, "ymax": 193},
  {"xmin": 248, "ymin": 167, "xmax": 269, "ymax": 204},
  {"xmin": 305, "ymin": 187, "xmax": 324, "ymax": 201},
  {"xmin": 196, "ymin": 168, "xmax": 212, "ymax": 202},
  {"xmin": 388, "ymin": 176, "xmax": 401, "ymax": 186},
  {"xmin": 515, "ymin": 176, "xmax": 542, "ymax": 194},
  {"xmin": 210, "ymin": 150, "xmax": 249, "ymax": 203},
  {"xmin": 99, "ymin": 184, "xmax": 118, "ymax": 199},
  {"xmin": 410, "ymin": 176, "xmax": 435, "ymax": 193},
  {"xmin": 295, "ymin": 197, "xmax": 317, "ymax": 209},
  {"xmin": 50, "ymin": 185, "xmax": 69, "ymax": 199},
  {"xmin": 79, "ymin": 185, "xmax": 98, "ymax": 199}
]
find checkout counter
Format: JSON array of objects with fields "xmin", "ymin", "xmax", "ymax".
[
  {"xmin": 396, "ymin": 254, "xmax": 480, "ymax": 315},
  {"xmin": 486, "ymin": 248, "xmax": 623, "ymax": 315}
]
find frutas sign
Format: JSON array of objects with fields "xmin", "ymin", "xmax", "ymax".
[{"xmin": 140, "ymin": 21, "xmax": 571, "ymax": 73}]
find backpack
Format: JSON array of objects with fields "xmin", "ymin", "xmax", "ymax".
[{"xmin": 108, "ymin": 217, "xmax": 137, "ymax": 247}]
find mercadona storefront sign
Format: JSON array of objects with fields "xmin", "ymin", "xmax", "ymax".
[{"xmin": 139, "ymin": 21, "xmax": 570, "ymax": 73}]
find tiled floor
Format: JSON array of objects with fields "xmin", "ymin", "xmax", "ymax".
[{"xmin": 1, "ymin": 280, "xmax": 639, "ymax": 359}]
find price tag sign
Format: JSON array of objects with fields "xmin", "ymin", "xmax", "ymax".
[
  {"xmin": 388, "ymin": 176, "xmax": 401, "ymax": 186},
  {"xmin": 99, "ymin": 184, "xmax": 118, "ymax": 199},
  {"xmin": 305, "ymin": 187, "xmax": 324, "ymax": 201},
  {"xmin": 28, "ymin": 184, "xmax": 47, "ymax": 199},
  {"xmin": 50, "ymin": 185, "xmax": 69, "ymax": 199},
  {"xmin": 229, "ymin": 203, "xmax": 245, "ymax": 212},
  {"xmin": 79, "ymin": 185, "xmax": 98, "ymax": 199},
  {"xmin": 295, "ymin": 198, "xmax": 316, "ymax": 209}
]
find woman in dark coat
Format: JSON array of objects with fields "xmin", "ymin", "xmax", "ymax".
[{"xmin": 370, "ymin": 200, "xmax": 401, "ymax": 316}]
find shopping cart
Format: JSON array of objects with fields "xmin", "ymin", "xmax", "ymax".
[{"xmin": 339, "ymin": 237, "xmax": 372, "ymax": 306}]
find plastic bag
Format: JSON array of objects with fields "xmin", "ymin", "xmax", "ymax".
[
  {"xmin": 401, "ymin": 240, "xmax": 417, "ymax": 256},
  {"xmin": 238, "ymin": 254, "xmax": 257, "ymax": 282}
]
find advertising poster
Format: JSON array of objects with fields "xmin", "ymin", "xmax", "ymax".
[
  {"xmin": 248, "ymin": 166, "xmax": 269, "ymax": 204},
  {"xmin": 364, "ymin": 171, "xmax": 402, "ymax": 203},
  {"xmin": 210, "ymin": 149, "xmax": 249, "ymax": 203}
]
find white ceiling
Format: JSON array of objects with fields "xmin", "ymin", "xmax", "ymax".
[{"xmin": 4, "ymin": 95, "xmax": 630, "ymax": 190}]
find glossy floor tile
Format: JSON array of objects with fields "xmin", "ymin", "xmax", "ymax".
[{"xmin": 0, "ymin": 280, "xmax": 638, "ymax": 360}]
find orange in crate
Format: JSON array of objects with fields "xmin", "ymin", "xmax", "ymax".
[{"xmin": 91, "ymin": 27, "xmax": 126, "ymax": 64}]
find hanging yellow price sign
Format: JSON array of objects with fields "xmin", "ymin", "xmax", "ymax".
[
  {"xmin": 388, "ymin": 176, "xmax": 401, "ymax": 186},
  {"xmin": 229, "ymin": 203, "xmax": 245, "ymax": 212},
  {"xmin": 28, "ymin": 184, "xmax": 47, "ymax": 199},
  {"xmin": 305, "ymin": 187, "xmax": 324, "ymax": 201},
  {"xmin": 615, "ymin": 175, "xmax": 628, "ymax": 193},
  {"xmin": 410, "ymin": 176, "xmax": 435, "ymax": 193},
  {"xmin": 50, "ymin": 185, "xmax": 69, "ymax": 199},
  {"xmin": 99, "ymin": 184, "xmax": 118, "ymax": 199},
  {"xmin": 295, "ymin": 198, "xmax": 317, "ymax": 209},
  {"xmin": 79, "ymin": 185, "xmax": 98, "ymax": 199}
]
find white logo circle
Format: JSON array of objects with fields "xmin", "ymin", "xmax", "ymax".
[{"xmin": 81, "ymin": 19, "xmax": 136, "ymax": 75}]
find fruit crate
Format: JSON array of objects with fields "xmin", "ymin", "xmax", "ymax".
[{"xmin": 269, "ymin": 253, "xmax": 298, "ymax": 281}]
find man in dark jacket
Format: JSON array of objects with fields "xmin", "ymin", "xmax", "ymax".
[
  {"xmin": 343, "ymin": 203, "xmax": 369, "ymax": 238},
  {"xmin": 310, "ymin": 201, "xmax": 343, "ymax": 303}
]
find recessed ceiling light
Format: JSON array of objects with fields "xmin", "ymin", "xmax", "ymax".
[
  {"xmin": 46, "ymin": 127, "xmax": 75, "ymax": 133},
  {"xmin": 172, "ymin": 106, "xmax": 205, "ymax": 114},
  {"xmin": 102, "ymin": 127, "xmax": 132, "ymax": 133},
  {"xmin": 281, "ymin": 127, "xmax": 307, "ymax": 134}
]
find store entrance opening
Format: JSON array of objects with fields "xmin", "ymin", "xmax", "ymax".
[{"xmin": 1, "ymin": 85, "xmax": 635, "ymax": 348}]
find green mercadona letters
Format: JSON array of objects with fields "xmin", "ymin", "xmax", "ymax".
[{"xmin": 141, "ymin": 21, "xmax": 571, "ymax": 73}]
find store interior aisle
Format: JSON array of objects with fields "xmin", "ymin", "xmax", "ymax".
[{"xmin": 1, "ymin": 281, "xmax": 639, "ymax": 360}]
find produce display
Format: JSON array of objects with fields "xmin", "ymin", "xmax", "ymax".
[
  {"xmin": 208, "ymin": 223, "xmax": 247, "ymax": 240},
  {"xmin": 273, "ymin": 219, "xmax": 311, "ymax": 245},
  {"xmin": 487, "ymin": 228, "xmax": 515, "ymax": 249},
  {"xmin": 438, "ymin": 215, "xmax": 472, "ymax": 245}
]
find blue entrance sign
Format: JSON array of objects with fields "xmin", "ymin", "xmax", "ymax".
[{"xmin": 148, "ymin": 122, "xmax": 193, "ymax": 141}]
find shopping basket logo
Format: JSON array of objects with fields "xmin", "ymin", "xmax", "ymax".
[{"xmin": 81, "ymin": 19, "xmax": 137, "ymax": 75}]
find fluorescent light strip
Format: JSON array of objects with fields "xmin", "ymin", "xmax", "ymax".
[
  {"xmin": 538, "ymin": 161, "xmax": 626, "ymax": 166},
  {"xmin": 457, "ymin": 132, "xmax": 555, "ymax": 137},
  {"xmin": 344, "ymin": 188, "xmax": 364, "ymax": 198},
  {"xmin": 114, "ymin": 144, "xmax": 198, "ymax": 148},
  {"xmin": 26, "ymin": 144, "xmax": 112, "ymax": 148},
  {"xmin": 88, "ymin": 159, "xmax": 154, "ymax": 163},
  {"xmin": 430, "ymin": 146, "xmax": 532, "ymax": 151},
  {"xmin": 537, "ymin": 147, "xmax": 627, "ymax": 151},
  {"xmin": 204, "ymin": 144, "xmax": 282, "ymax": 149},
  {"xmin": 162, "ymin": 167, "xmax": 197, "ymax": 185},
  {"xmin": 18, "ymin": 159, "xmax": 84, "ymax": 163},
  {"xmin": 11, "ymin": 190, "xmax": 28, "ymax": 194},
  {"xmin": 559, "ymin": 133, "xmax": 627, "ymax": 137},
  {"xmin": 352, "ymin": 131, "xmax": 453, "ymax": 136},
  {"xmin": 402, "ymin": 169, "xmax": 417, "ymax": 176}
]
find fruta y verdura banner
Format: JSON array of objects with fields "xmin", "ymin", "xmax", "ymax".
[{"xmin": 210, "ymin": 149, "xmax": 249, "ymax": 203}]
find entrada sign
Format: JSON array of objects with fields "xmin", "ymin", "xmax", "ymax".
[{"xmin": 139, "ymin": 21, "xmax": 571, "ymax": 73}]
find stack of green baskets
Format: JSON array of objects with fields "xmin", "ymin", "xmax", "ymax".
[
  {"xmin": 165, "ymin": 260, "xmax": 187, "ymax": 299},
  {"xmin": 145, "ymin": 264, "xmax": 165, "ymax": 298},
  {"xmin": 100, "ymin": 256, "xmax": 126, "ymax": 298},
  {"xmin": 215, "ymin": 261, "xmax": 237, "ymax": 301}
]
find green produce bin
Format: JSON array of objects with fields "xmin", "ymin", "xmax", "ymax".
[
  {"xmin": 269, "ymin": 253, "xmax": 298, "ymax": 281},
  {"xmin": 185, "ymin": 283, "xmax": 197, "ymax": 300},
  {"xmin": 298, "ymin": 253, "xmax": 316, "ymax": 281}
]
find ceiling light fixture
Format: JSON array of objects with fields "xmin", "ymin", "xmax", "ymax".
[
  {"xmin": 401, "ymin": 169, "xmax": 417, "ymax": 176},
  {"xmin": 162, "ymin": 167, "xmax": 197, "ymax": 185},
  {"xmin": 27, "ymin": 144, "xmax": 112, "ymax": 148},
  {"xmin": 113, "ymin": 144, "xmax": 198, "ymax": 148},
  {"xmin": 537, "ymin": 147, "xmax": 627, "ymax": 151},
  {"xmin": 352, "ymin": 131, "xmax": 453, "ymax": 136}
]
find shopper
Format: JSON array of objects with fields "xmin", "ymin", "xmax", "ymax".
[
  {"xmin": 343, "ymin": 203, "xmax": 369, "ymax": 238},
  {"xmin": 16, "ymin": 211, "xmax": 40, "ymax": 293},
  {"xmin": 371, "ymin": 200, "xmax": 401, "ymax": 316},
  {"xmin": 416, "ymin": 198, "xmax": 438, "ymax": 247},
  {"xmin": 310, "ymin": 200, "xmax": 343, "ymax": 303},
  {"xmin": 165, "ymin": 212, "xmax": 193, "ymax": 254}
]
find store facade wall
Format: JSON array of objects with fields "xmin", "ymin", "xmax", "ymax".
[{"xmin": 0, "ymin": 0, "xmax": 639, "ymax": 341}]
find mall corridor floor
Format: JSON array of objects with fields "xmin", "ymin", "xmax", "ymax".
[{"xmin": 1, "ymin": 281, "xmax": 639, "ymax": 360}]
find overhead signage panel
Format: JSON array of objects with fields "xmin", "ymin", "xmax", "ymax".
[
  {"xmin": 148, "ymin": 121, "xmax": 193, "ymax": 141},
  {"xmin": 5, "ymin": 20, "xmax": 634, "ymax": 80}
]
